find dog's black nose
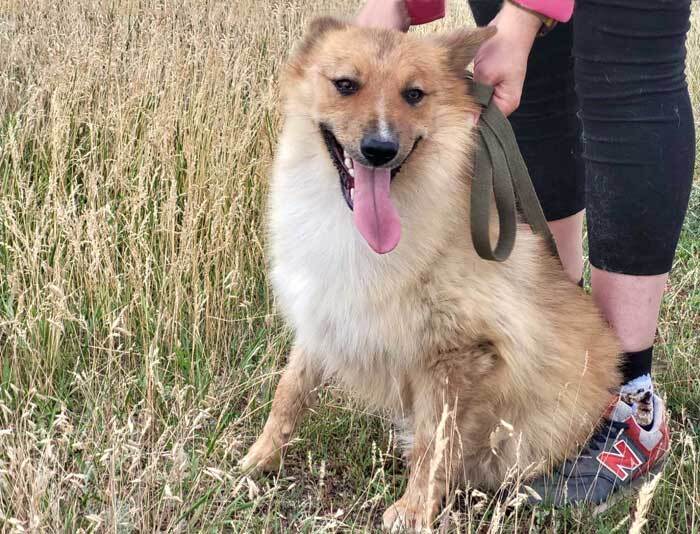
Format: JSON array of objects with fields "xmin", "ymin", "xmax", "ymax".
[{"xmin": 361, "ymin": 135, "xmax": 399, "ymax": 167}]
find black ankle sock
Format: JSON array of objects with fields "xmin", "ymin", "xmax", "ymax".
[{"xmin": 619, "ymin": 347, "xmax": 653, "ymax": 384}]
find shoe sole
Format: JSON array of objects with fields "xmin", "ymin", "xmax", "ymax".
[{"xmin": 591, "ymin": 452, "xmax": 669, "ymax": 516}]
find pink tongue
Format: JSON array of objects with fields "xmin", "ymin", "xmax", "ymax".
[{"xmin": 351, "ymin": 161, "xmax": 401, "ymax": 254}]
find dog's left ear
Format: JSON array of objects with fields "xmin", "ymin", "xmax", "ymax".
[
  {"xmin": 297, "ymin": 17, "xmax": 348, "ymax": 56},
  {"xmin": 432, "ymin": 26, "xmax": 497, "ymax": 76},
  {"xmin": 287, "ymin": 17, "xmax": 349, "ymax": 76}
]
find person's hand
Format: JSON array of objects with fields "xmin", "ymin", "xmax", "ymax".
[
  {"xmin": 473, "ymin": 1, "xmax": 542, "ymax": 116},
  {"xmin": 355, "ymin": 0, "xmax": 411, "ymax": 31}
]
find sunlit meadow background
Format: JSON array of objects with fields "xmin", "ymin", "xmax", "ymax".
[{"xmin": 0, "ymin": 0, "xmax": 698, "ymax": 531}]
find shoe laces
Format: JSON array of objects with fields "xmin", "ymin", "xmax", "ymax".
[
  {"xmin": 551, "ymin": 419, "xmax": 629, "ymax": 477},
  {"xmin": 581, "ymin": 419, "xmax": 627, "ymax": 454}
]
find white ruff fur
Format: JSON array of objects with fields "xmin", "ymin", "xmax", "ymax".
[{"xmin": 268, "ymin": 113, "xmax": 500, "ymax": 406}]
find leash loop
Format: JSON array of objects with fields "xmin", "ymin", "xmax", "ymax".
[{"xmin": 467, "ymin": 73, "xmax": 558, "ymax": 262}]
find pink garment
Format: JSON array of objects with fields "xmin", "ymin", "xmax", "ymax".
[
  {"xmin": 511, "ymin": 0, "xmax": 573, "ymax": 22},
  {"xmin": 404, "ymin": 0, "xmax": 445, "ymax": 25},
  {"xmin": 403, "ymin": 0, "xmax": 574, "ymax": 25}
]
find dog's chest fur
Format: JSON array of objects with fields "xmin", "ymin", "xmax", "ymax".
[
  {"xmin": 268, "ymin": 129, "xmax": 473, "ymax": 403},
  {"xmin": 271, "ymin": 174, "xmax": 436, "ymax": 373}
]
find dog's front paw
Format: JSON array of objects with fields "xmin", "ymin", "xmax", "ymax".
[
  {"xmin": 238, "ymin": 435, "xmax": 281, "ymax": 473},
  {"xmin": 382, "ymin": 497, "xmax": 433, "ymax": 533}
]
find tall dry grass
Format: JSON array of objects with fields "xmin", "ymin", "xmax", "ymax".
[
  {"xmin": 1, "ymin": 1, "xmax": 302, "ymax": 529},
  {"xmin": 0, "ymin": 0, "xmax": 698, "ymax": 531}
]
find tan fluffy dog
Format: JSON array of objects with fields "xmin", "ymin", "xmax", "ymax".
[{"xmin": 240, "ymin": 18, "xmax": 621, "ymax": 531}]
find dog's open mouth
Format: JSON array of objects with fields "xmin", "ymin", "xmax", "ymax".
[
  {"xmin": 320, "ymin": 126, "xmax": 420, "ymax": 255},
  {"xmin": 321, "ymin": 126, "xmax": 420, "ymax": 210},
  {"xmin": 321, "ymin": 126, "xmax": 406, "ymax": 211}
]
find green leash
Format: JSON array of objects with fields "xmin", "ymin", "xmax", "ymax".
[{"xmin": 467, "ymin": 74, "xmax": 559, "ymax": 262}]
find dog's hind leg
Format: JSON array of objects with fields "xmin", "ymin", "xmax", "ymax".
[{"xmin": 239, "ymin": 345, "xmax": 323, "ymax": 473}]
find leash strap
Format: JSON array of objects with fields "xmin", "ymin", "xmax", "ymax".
[{"xmin": 467, "ymin": 74, "xmax": 558, "ymax": 262}]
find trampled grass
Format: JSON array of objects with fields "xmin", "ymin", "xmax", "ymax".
[{"xmin": 0, "ymin": 0, "xmax": 698, "ymax": 531}]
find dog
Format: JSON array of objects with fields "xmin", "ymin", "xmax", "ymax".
[{"xmin": 240, "ymin": 17, "xmax": 621, "ymax": 531}]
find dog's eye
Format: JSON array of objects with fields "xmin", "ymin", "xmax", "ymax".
[
  {"xmin": 333, "ymin": 78, "xmax": 359, "ymax": 96},
  {"xmin": 403, "ymin": 88, "xmax": 425, "ymax": 105}
]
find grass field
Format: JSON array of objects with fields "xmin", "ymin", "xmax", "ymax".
[{"xmin": 0, "ymin": 0, "xmax": 698, "ymax": 531}]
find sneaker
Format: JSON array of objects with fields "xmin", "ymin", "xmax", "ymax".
[{"xmin": 526, "ymin": 393, "xmax": 670, "ymax": 512}]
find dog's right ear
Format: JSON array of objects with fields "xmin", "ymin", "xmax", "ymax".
[{"xmin": 287, "ymin": 17, "xmax": 349, "ymax": 77}]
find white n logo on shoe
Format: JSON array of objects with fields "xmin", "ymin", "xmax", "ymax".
[{"xmin": 597, "ymin": 440, "xmax": 643, "ymax": 481}]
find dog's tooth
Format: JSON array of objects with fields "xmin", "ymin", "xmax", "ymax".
[
  {"xmin": 344, "ymin": 157, "xmax": 352, "ymax": 169},
  {"xmin": 350, "ymin": 187, "xmax": 355, "ymax": 200},
  {"xmin": 348, "ymin": 168, "xmax": 354, "ymax": 177}
]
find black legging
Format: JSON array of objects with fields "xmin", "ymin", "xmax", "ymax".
[{"xmin": 469, "ymin": 0, "xmax": 695, "ymax": 275}]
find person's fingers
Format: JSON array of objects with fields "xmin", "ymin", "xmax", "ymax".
[
  {"xmin": 493, "ymin": 91, "xmax": 520, "ymax": 116},
  {"xmin": 355, "ymin": 0, "xmax": 410, "ymax": 30},
  {"xmin": 472, "ymin": 63, "xmax": 497, "ymax": 87},
  {"xmin": 474, "ymin": 77, "xmax": 517, "ymax": 115},
  {"xmin": 473, "ymin": 44, "xmax": 525, "ymax": 116},
  {"xmin": 492, "ymin": 94, "xmax": 510, "ymax": 116}
]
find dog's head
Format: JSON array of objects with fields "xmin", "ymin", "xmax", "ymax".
[{"xmin": 282, "ymin": 18, "xmax": 495, "ymax": 254}]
